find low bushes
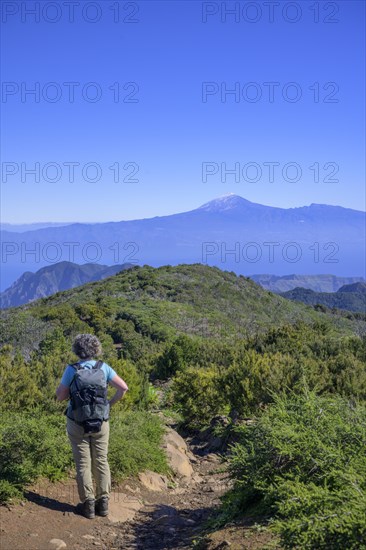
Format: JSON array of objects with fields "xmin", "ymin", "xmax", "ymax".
[
  {"xmin": 223, "ymin": 391, "xmax": 366, "ymax": 549},
  {"xmin": 0, "ymin": 410, "xmax": 167, "ymax": 503},
  {"xmin": 172, "ymin": 366, "xmax": 228, "ymax": 428},
  {"xmin": 0, "ymin": 412, "xmax": 72, "ymax": 502},
  {"xmin": 170, "ymin": 343, "xmax": 366, "ymax": 430},
  {"xmin": 109, "ymin": 411, "xmax": 168, "ymax": 481}
]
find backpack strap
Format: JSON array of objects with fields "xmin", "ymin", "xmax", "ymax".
[
  {"xmin": 70, "ymin": 362, "xmax": 83, "ymax": 371},
  {"xmin": 69, "ymin": 362, "xmax": 82, "ymax": 388},
  {"xmin": 93, "ymin": 360, "xmax": 104, "ymax": 370}
]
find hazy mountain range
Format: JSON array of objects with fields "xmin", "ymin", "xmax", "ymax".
[
  {"xmin": 1, "ymin": 260, "xmax": 365, "ymax": 311},
  {"xmin": 0, "ymin": 222, "xmax": 73, "ymax": 233},
  {"xmin": 279, "ymin": 282, "xmax": 366, "ymax": 313},
  {"xmin": 1, "ymin": 194, "xmax": 364, "ymax": 291},
  {"xmin": 251, "ymin": 274, "xmax": 365, "ymax": 293},
  {"xmin": 0, "ymin": 262, "xmax": 133, "ymax": 309}
]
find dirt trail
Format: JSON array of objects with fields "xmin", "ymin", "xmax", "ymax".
[
  {"xmin": 0, "ymin": 430, "xmax": 275, "ymax": 550},
  {"xmin": 112, "ymin": 451, "xmax": 228, "ymax": 550},
  {"xmin": 0, "ymin": 438, "xmax": 229, "ymax": 550}
]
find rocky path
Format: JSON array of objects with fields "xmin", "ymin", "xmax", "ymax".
[
  {"xmin": 0, "ymin": 427, "xmax": 230, "ymax": 550},
  {"xmin": 0, "ymin": 424, "xmax": 275, "ymax": 550},
  {"xmin": 111, "ymin": 450, "xmax": 228, "ymax": 550}
]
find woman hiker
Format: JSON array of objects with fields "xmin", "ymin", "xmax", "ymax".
[{"xmin": 56, "ymin": 334, "xmax": 129, "ymax": 519}]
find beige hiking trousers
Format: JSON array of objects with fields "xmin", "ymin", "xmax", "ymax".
[{"xmin": 66, "ymin": 417, "xmax": 111, "ymax": 503}]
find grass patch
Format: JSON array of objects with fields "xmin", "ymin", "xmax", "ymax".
[{"xmin": 0, "ymin": 409, "xmax": 168, "ymax": 503}]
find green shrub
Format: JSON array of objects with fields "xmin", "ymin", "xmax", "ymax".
[
  {"xmin": 272, "ymin": 479, "xmax": 366, "ymax": 549},
  {"xmin": 0, "ymin": 349, "xmax": 43, "ymax": 411},
  {"xmin": 109, "ymin": 411, "xmax": 168, "ymax": 480},
  {"xmin": 155, "ymin": 340, "xmax": 187, "ymax": 379},
  {"xmin": 108, "ymin": 319, "xmax": 147, "ymax": 361},
  {"xmin": 155, "ymin": 335, "xmax": 201, "ymax": 379},
  {"xmin": 107, "ymin": 358, "xmax": 143, "ymax": 411},
  {"xmin": 172, "ymin": 366, "xmax": 228, "ymax": 429},
  {"xmin": 0, "ymin": 479, "xmax": 22, "ymax": 502},
  {"xmin": 0, "ymin": 412, "xmax": 73, "ymax": 501},
  {"xmin": 0, "ymin": 409, "xmax": 168, "ymax": 503},
  {"xmin": 224, "ymin": 392, "xmax": 366, "ymax": 549},
  {"xmin": 220, "ymin": 350, "xmax": 297, "ymax": 416}
]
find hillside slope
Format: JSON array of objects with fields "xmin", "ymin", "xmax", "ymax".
[
  {"xmin": 1, "ymin": 264, "xmax": 363, "ymax": 359},
  {"xmin": 0, "ymin": 262, "xmax": 133, "ymax": 309},
  {"xmin": 1, "ymin": 264, "xmax": 365, "ymax": 550},
  {"xmin": 280, "ymin": 283, "xmax": 366, "ymax": 313}
]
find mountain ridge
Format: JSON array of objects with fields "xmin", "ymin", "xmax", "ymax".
[
  {"xmin": 280, "ymin": 282, "xmax": 366, "ymax": 313},
  {"xmin": 0, "ymin": 261, "xmax": 133, "ymax": 309},
  {"xmin": 1, "ymin": 195, "xmax": 364, "ymax": 290},
  {"xmin": 3, "ymin": 195, "xmax": 365, "ymax": 231},
  {"xmin": 1, "ymin": 264, "xmax": 362, "ymax": 356},
  {"xmin": 251, "ymin": 273, "xmax": 365, "ymax": 293}
]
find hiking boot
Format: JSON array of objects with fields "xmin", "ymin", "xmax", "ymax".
[
  {"xmin": 76, "ymin": 498, "xmax": 95, "ymax": 519},
  {"xmin": 95, "ymin": 496, "xmax": 109, "ymax": 517}
]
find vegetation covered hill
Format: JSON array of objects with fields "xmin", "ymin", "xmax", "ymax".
[
  {"xmin": 338, "ymin": 281, "xmax": 366, "ymax": 293},
  {"xmin": 1, "ymin": 264, "xmax": 364, "ymax": 357},
  {"xmin": 1, "ymin": 263, "xmax": 365, "ymax": 409},
  {"xmin": 280, "ymin": 283, "xmax": 366, "ymax": 313},
  {"xmin": 1, "ymin": 264, "xmax": 365, "ymax": 548},
  {"xmin": 0, "ymin": 261, "xmax": 133, "ymax": 309}
]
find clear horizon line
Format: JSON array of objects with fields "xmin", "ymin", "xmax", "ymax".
[{"xmin": 1, "ymin": 194, "xmax": 365, "ymax": 225}]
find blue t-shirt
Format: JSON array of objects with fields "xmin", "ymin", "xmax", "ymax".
[{"xmin": 61, "ymin": 360, "xmax": 117, "ymax": 387}]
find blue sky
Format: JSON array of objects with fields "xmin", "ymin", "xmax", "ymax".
[{"xmin": 1, "ymin": 0, "xmax": 365, "ymax": 223}]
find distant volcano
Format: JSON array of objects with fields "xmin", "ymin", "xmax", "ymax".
[{"xmin": 1, "ymin": 195, "xmax": 365, "ymax": 290}]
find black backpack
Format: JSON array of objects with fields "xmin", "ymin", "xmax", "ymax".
[{"xmin": 68, "ymin": 360, "xmax": 110, "ymax": 433}]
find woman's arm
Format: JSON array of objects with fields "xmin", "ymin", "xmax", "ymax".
[
  {"xmin": 56, "ymin": 383, "xmax": 70, "ymax": 401},
  {"xmin": 109, "ymin": 374, "xmax": 129, "ymax": 407}
]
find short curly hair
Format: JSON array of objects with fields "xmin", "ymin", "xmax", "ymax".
[{"xmin": 72, "ymin": 334, "xmax": 102, "ymax": 359}]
